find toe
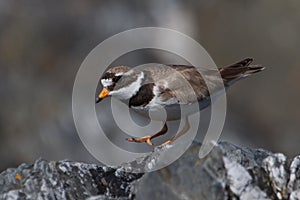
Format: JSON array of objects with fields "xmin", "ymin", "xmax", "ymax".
[
  {"xmin": 146, "ymin": 138, "xmax": 153, "ymax": 146},
  {"xmin": 160, "ymin": 140, "xmax": 172, "ymax": 146}
]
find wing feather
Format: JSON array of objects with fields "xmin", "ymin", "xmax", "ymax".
[{"xmin": 144, "ymin": 64, "xmax": 223, "ymax": 105}]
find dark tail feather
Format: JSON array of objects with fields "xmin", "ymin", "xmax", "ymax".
[
  {"xmin": 220, "ymin": 58, "xmax": 265, "ymax": 86},
  {"xmin": 223, "ymin": 57, "xmax": 253, "ymax": 68}
]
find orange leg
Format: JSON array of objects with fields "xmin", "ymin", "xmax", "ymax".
[
  {"xmin": 160, "ymin": 117, "xmax": 190, "ymax": 146},
  {"xmin": 127, "ymin": 123, "xmax": 168, "ymax": 146}
]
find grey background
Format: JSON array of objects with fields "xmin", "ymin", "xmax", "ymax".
[{"xmin": 0, "ymin": 0, "xmax": 300, "ymax": 171}]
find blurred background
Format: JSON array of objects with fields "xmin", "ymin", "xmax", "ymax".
[{"xmin": 0, "ymin": 0, "xmax": 300, "ymax": 171}]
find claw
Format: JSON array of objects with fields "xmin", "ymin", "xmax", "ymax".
[{"xmin": 126, "ymin": 137, "xmax": 135, "ymax": 142}]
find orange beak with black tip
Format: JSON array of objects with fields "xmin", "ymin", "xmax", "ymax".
[{"xmin": 95, "ymin": 88, "xmax": 110, "ymax": 103}]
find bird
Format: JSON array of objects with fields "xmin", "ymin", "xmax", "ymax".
[{"xmin": 96, "ymin": 58, "xmax": 265, "ymax": 146}]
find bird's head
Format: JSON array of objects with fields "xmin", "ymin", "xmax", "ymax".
[{"xmin": 96, "ymin": 66, "xmax": 144, "ymax": 103}]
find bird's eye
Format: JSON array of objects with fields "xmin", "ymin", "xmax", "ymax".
[{"xmin": 112, "ymin": 76, "xmax": 122, "ymax": 82}]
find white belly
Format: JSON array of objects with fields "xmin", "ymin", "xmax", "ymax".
[{"xmin": 131, "ymin": 97, "xmax": 211, "ymax": 121}]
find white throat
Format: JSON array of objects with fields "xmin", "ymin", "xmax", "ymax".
[{"xmin": 110, "ymin": 72, "xmax": 144, "ymax": 100}]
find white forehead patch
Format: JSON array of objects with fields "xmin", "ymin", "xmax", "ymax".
[{"xmin": 101, "ymin": 78, "xmax": 113, "ymax": 87}]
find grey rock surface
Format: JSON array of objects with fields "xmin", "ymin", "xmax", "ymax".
[
  {"xmin": 1, "ymin": 142, "xmax": 300, "ymax": 200},
  {"xmin": 0, "ymin": 159, "xmax": 143, "ymax": 200},
  {"xmin": 136, "ymin": 141, "xmax": 300, "ymax": 200}
]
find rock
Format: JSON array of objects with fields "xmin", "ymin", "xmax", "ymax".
[
  {"xmin": 0, "ymin": 159, "xmax": 143, "ymax": 200},
  {"xmin": 136, "ymin": 141, "xmax": 300, "ymax": 200},
  {"xmin": 1, "ymin": 141, "xmax": 300, "ymax": 200}
]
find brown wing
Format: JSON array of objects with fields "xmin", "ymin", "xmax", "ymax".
[
  {"xmin": 144, "ymin": 64, "xmax": 223, "ymax": 104},
  {"xmin": 165, "ymin": 58, "xmax": 265, "ymax": 103},
  {"xmin": 167, "ymin": 65, "xmax": 224, "ymax": 104},
  {"xmin": 142, "ymin": 58, "xmax": 264, "ymax": 105}
]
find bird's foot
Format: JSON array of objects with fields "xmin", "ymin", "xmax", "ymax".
[
  {"xmin": 126, "ymin": 136, "xmax": 154, "ymax": 146},
  {"xmin": 158, "ymin": 139, "xmax": 172, "ymax": 147}
]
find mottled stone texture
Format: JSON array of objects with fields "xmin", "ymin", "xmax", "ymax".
[
  {"xmin": 137, "ymin": 142, "xmax": 300, "ymax": 200},
  {"xmin": 1, "ymin": 142, "xmax": 300, "ymax": 200},
  {"xmin": 0, "ymin": 159, "xmax": 143, "ymax": 200}
]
